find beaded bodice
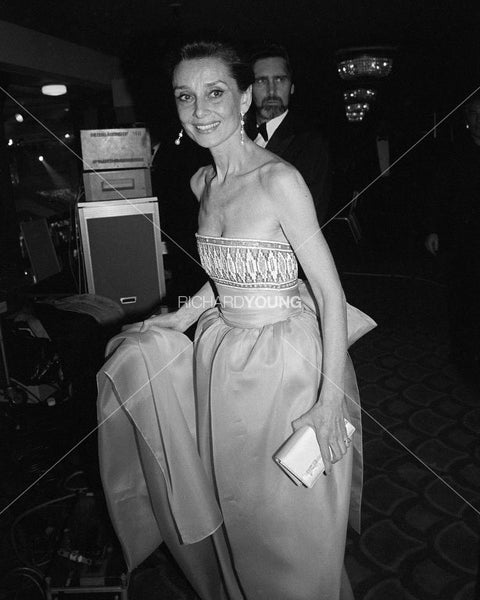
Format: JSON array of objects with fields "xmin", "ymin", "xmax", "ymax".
[{"xmin": 196, "ymin": 234, "xmax": 298, "ymax": 290}]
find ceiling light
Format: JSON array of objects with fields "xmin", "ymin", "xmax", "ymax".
[
  {"xmin": 8, "ymin": 139, "xmax": 13, "ymax": 146},
  {"xmin": 41, "ymin": 84, "xmax": 67, "ymax": 96},
  {"xmin": 15, "ymin": 113, "xmax": 24, "ymax": 123},
  {"xmin": 38, "ymin": 155, "xmax": 44, "ymax": 162}
]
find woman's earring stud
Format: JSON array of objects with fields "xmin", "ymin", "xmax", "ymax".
[{"xmin": 175, "ymin": 129, "xmax": 184, "ymax": 146}]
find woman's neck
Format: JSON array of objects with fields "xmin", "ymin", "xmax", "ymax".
[{"xmin": 209, "ymin": 138, "xmax": 255, "ymax": 182}]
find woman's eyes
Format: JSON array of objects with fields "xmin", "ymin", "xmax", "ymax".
[{"xmin": 175, "ymin": 89, "xmax": 224, "ymax": 103}]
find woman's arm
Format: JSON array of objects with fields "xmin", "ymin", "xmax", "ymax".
[
  {"xmin": 145, "ymin": 281, "xmax": 216, "ymax": 332},
  {"xmin": 269, "ymin": 163, "xmax": 350, "ymax": 474}
]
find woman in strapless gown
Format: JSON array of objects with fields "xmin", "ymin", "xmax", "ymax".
[{"xmin": 149, "ymin": 40, "xmax": 363, "ymax": 600}]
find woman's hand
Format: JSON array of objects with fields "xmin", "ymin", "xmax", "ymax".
[
  {"xmin": 292, "ymin": 385, "xmax": 351, "ymax": 475},
  {"xmin": 143, "ymin": 310, "xmax": 186, "ymax": 332}
]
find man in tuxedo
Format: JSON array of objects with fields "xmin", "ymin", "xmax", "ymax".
[
  {"xmin": 424, "ymin": 96, "xmax": 480, "ymax": 383},
  {"xmin": 249, "ymin": 44, "xmax": 331, "ymax": 225}
]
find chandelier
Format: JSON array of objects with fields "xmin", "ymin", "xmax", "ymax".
[
  {"xmin": 344, "ymin": 88, "xmax": 377, "ymax": 102},
  {"xmin": 345, "ymin": 103, "xmax": 370, "ymax": 113},
  {"xmin": 336, "ymin": 46, "xmax": 395, "ymax": 123},
  {"xmin": 338, "ymin": 56, "xmax": 392, "ymax": 80},
  {"xmin": 346, "ymin": 110, "xmax": 366, "ymax": 123},
  {"xmin": 345, "ymin": 103, "xmax": 370, "ymax": 122}
]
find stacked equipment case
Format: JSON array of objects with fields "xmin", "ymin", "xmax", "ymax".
[{"xmin": 78, "ymin": 128, "xmax": 165, "ymax": 320}]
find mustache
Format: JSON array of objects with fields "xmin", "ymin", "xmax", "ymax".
[{"xmin": 262, "ymin": 96, "xmax": 284, "ymax": 106}]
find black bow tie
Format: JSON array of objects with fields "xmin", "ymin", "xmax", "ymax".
[{"xmin": 257, "ymin": 122, "xmax": 269, "ymax": 142}]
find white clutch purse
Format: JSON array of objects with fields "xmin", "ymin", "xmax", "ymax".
[{"xmin": 274, "ymin": 419, "xmax": 355, "ymax": 488}]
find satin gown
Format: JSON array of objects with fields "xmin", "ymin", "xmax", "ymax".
[{"xmin": 194, "ymin": 234, "xmax": 363, "ymax": 600}]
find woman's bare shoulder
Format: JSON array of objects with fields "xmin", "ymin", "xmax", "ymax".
[
  {"xmin": 190, "ymin": 165, "xmax": 215, "ymax": 200},
  {"xmin": 255, "ymin": 157, "xmax": 313, "ymax": 226},
  {"xmin": 258, "ymin": 157, "xmax": 306, "ymax": 194}
]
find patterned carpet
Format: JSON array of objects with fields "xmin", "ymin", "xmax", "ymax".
[
  {"xmin": 0, "ymin": 235, "xmax": 479, "ymax": 599},
  {"xmin": 342, "ymin": 271, "xmax": 480, "ymax": 600}
]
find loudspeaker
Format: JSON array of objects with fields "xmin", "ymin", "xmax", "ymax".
[{"xmin": 78, "ymin": 198, "xmax": 165, "ymax": 319}]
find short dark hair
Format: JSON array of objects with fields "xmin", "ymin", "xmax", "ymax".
[
  {"xmin": 169, "ymin": 39, "xmax": 254, "ymax": 92},
  {"xmin": 249, "ymin": 43, "xmax": 293, "ymax": 79}
]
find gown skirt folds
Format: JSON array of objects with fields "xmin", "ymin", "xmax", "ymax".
[
  {"xmin": 194, "ymin": 235, "xmax": 364, "ymax": 600},
  {"xmin": 97, "ymin": 234, "xmax": 370, "ymax": 600},
  {"xmin": 96, "ymin": 326, "xmax": 240, "ymax": 600}
]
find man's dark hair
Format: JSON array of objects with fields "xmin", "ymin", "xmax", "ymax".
[{"xmin": 249, "ymin": 43, "xmax": 293, "ymax": 79}]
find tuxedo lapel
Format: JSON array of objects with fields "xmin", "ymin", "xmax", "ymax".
[{"xmin": 266, "ymin": 112, "xmax": 296, "ymax": 156}]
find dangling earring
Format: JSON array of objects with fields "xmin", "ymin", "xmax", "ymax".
[
  {"xmin": 175, "ymin": 129, "xmax": 183, "ymax": 146},
  {"xmin": 240, "ymin": 113, "xmax": 245, "ymax": 145}
]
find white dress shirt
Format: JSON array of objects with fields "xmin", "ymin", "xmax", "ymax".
[{"xmin": 254, "ymin": 110, "xmax": 289, "ymax": 147}]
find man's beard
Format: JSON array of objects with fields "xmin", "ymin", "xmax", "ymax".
[{"xmin": 259, "ymin": 96, "xmax": 287, "ymax": 120}]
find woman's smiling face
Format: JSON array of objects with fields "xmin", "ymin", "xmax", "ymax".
[{"xmin": 173, "ymin": 57, "xmax": 250, "ymax": 149}]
